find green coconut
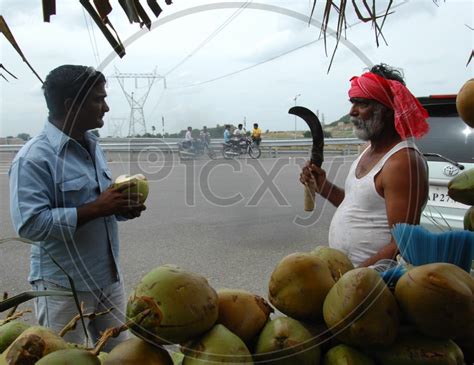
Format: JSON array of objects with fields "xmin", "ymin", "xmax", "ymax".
[
  {"xmin": 0, "ymin": 321, "xmax": 30, "ymax": 353},
  {"xmin": 254, "ymin": 316, "xmax": 321, "ymax": 365},
  {"xmin": 126, "ymin": 264, "xmax": 219, "ymax": 345},
  {"xmin": 182, "ymin": 324, "xmax": 253, "ymax": 364},
  {"xmin": 464, "ymin": 206, "xmax": 474, "ymax": 231},
  {"xmin": 114, "ymin": 173, "xmax": 149, "ymax": 203},
  {"xmin": 36, "ymin": 349, "xmax": 100, "ymax": 365},
  {"xmin": 310, "ymin": 246, "xmax": 354, "ymax": 282},
  {"xmin": 447, "ymin": 167, "xmax": 474, "ymax": 205},
  {"xmin": 268, "ymin": 252, "xmax": 335, "ymax": 321},
  {"xmin": 323, "ymin": 344, "xmax": 375, "ymax": 365},
  {"xmin": 394, "ymin": 262, "xmax": 474, "ymax": 339},
  {"xmin": 0, "ymin": 326, "xmax": 68, "ymax": 365},
  {"xmin": 371, "ymin": 333, "xmax": 464, "ymax": 365},
  {"xmin": 216, "ymin": 289, "xmax": 274, "ymax": 344},
  {"xmin": 323, "ymin": 268, "xmax": 399, "ymax": 347},
  {"xmin": 103, "ymin": 337, "xmax": 173, "ymax": 365}
]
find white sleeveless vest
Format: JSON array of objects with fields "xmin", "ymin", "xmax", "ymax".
[{"xmin": 328, "ymin": 140, "xmax": 418, "ymax": 267}]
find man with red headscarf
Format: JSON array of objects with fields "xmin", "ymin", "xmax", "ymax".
[{"xmin": 300, "ymin": 64, "xmax": 429, "ymax": 267}]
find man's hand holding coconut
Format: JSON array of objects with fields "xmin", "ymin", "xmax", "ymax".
[{"xmin": 77, "ymin": 177, "xmax": 147, "ymax": 225}]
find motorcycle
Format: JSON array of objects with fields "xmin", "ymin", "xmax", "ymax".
[
  {"xmin": 222, "ymin": 137, "xmax": 261, "ymax": 159},
  {"xmin": 178, "ymin": 139, "xmax": 217, "ymax": 160}
]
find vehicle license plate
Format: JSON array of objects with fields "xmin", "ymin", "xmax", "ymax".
[{"xmin": 427, "ymin": 185, "xmax": 470, "ymax": 208}]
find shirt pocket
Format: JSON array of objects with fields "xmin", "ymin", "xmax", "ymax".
[
  {"xmin": 100, "ymin": 168, "xmax": 113, "ymax": 191},
  {"xmin": 58, "ymin": 174, "xmax": 90, "ymax": 206}
]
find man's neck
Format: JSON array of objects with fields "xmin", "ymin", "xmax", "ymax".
[
  {"xmin": 369, "ymin": 128, "xmax": 401, "ymax": 153},
  {"xmin": 50, "ymin": 118, "xmax": 85, "ymax": 142}
]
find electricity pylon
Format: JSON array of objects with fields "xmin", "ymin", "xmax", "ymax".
[
  {"xmin": 110, "ymin": 117, "xmax": 127, "ymax": 137},
  {"xmin": 109, "ymin": 68, "xmax": 166, "ymax": 136}
]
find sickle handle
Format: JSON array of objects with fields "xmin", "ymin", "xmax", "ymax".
[{"xmin": 304, "ymin": 184, "xmax": 316, "ymax": 211}]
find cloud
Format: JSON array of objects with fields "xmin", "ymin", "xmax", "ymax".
[{"xmin": 1, "ymin": 0, "xmax": 473, "ymax": 137}]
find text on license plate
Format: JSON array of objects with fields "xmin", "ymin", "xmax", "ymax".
[{"xmin": 427, "ymin": 186, "xmax": 469, "ymax": 208}]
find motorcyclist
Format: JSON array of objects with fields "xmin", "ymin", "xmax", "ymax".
[
  {"xmin": 233, "ymin": 123, "xmax": 248, "ymax": 150},
  {"xmin": 183, "ymin": 126, "xmax": 194, "ymax": 150},
  {"xmin": 223, "ymin": 125, "xmax": 232, "ymax": 143},
  {"xmin": 233, "ymin": 123, "xmax": 246, "ymax": 138},
  {"xmin": 200, "ymin": 126, "xmax": 211, "ymax": 145}
]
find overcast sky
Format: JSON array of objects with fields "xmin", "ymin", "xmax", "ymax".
[{"xmin": 0, "ymin": 0, "xmax": 472, "ymax": 137}]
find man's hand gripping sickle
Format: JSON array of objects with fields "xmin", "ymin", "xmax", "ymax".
[{"xmin": 289, "ymin": 106, "xmax": 324, "ymax": 211}]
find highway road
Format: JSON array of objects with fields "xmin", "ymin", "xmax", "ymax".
[{"xmin": 0, "ymin": 154, "xmax": 354, "ymax": 323}]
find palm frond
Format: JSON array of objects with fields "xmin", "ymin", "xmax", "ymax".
[
  {"xmin": 0, "ymin": 237, "xmax": 87, "ymax": 340},
  {"xmin": 0, "ymin": 291, "xmax": 72, "ymax": 313},
  {"xmin": 310, "ymin": 0, "xmax": 395, "ymax": 71}
]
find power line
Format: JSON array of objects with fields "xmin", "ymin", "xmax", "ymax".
[
  {"xmin": 146, "ymin": 87, "xmax": 167, "ymax": 122},
  {"xmin": 145, "ymin": 1, "xmax": 253, "ymax": 127},
  {"xmin": 166, "ymin": 1, "xmax": 409, "ymax": 90},
  {"xmin": 89, "ymin": 12, "xmax": 101, "ymax": 63},
  {"xmin": 164, "ymin": 0, "xmax": 253, "ymax": 77},
  {"xmin": 168, "ymin": 37, "xmax": 320, "ymax": 90},
  {"xmin": 82, "ymin": 8, "xmax": 100, "ymax": 66}
]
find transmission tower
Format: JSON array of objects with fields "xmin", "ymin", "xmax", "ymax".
[
  {"xmin": 110, "ymin": 117, "xmax": 127, "ymax": 138},
  {"xmin": 109, "ymin": 68, "xmax": 166, "ymax": 136}
]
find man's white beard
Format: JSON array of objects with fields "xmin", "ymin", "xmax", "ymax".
[{"xmin": 351, "ymin": 107, "xmax": 385, "ymax": 141}]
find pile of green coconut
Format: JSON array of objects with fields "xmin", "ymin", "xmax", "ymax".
[{"xmin": 1, "ymin": 245, "xmax": 473, "ymax": 365}]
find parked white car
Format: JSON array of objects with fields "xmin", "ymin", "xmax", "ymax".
[{"xmin": 417, "ymin": 95, "xmax": 474, "ymax": 232}]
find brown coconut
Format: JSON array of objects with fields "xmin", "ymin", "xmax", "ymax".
[
  {"xmin": 0, "ymin": 326, "xmax": 68, "ymax": 365},
  {"xmin": 371, "ymin": 332, "xmax": 464, "ymax": 365},
  {"xmin": 456, "ymin": 78, "xmax": 474, "ymax": 127},
  {"xmin": 103, "ymin": 337, "xmax": 173, "ymax": 365},
  {"xmin": 323, "ymin": 268, "xmax": 400, "ymax": 347},
  {"xmin": 395, "ymin": 262, "xmax": 474, "ymax": 340},
  {"xmin": 254, "ymin": 316, "xmax": 321, "ymax": 365},
  {"xmin": 182, "ymin": 324, "xmax": 253, "ymax": 364},
  {"xmin": 269, "ymin": 252, "xmax": 335, "ymax": 321},
  {"xmin": 310, "ymin": 246, "xmax": 354, "ymax": 281},
  {"xmin": 216, "ymin": 289, "xmax": 274, "ymax": 344}
]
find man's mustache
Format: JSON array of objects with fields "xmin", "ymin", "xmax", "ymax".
[{"xmin": 350, "ymin": 116, "xmax": 363, "ymax": 127}]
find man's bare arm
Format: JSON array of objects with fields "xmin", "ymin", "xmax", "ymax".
[{"xmin": 360, "ymin": 149, "xmax": 428, "ymax": 267}]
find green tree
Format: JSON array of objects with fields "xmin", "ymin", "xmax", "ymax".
[
  {"xmin": 303, "ymin": 130, "xmax": 332, "ymax": 138},
  {"xmin": 17, "ymin": 133, "xmax": 31, "ymax": 141}
]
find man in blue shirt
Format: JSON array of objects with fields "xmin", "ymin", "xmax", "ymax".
[
  {"xmin": 9, "ymin": 65, "xmax": 146, "ymax": 350},
  {"xmin": 223, "ymin": 124, "xmax": 232, "ymax": 143}
]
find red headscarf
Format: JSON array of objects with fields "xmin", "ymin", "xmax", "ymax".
[{"xmin": 348, "ymin": 72, "xmax": 429, "ymax": 139}]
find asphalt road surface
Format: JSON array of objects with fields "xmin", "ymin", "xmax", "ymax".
[{"xmin": 0, "ymin": 154, "xmax": 354, "ymax": 323}]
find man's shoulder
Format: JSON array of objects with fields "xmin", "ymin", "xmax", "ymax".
[
  {"xmin": 385, "ymin": 146, "xmax": 425, "ymax": 167},
  {"xmin": 382, "ymin": 146, "xmax": 427, "ymax": 184},
  {"xmin": 14, "ymin": 134, "xmax": 53, "ymax": 161}
]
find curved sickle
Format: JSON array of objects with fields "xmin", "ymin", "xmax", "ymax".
[{"xmin": 289, "ymin": 106, "xmax": 324, "ymax": 166}]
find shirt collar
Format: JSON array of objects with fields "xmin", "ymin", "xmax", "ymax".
[{"xmin": 44, "ymin": 121, "xmax": 98, "ymax": 154}]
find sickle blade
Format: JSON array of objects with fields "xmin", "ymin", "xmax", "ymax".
[{"xmin": 289, "ymin": 106, "xmax": 324, "ymax": 167}]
